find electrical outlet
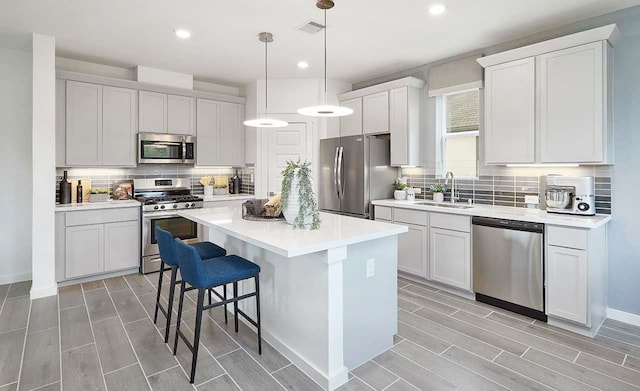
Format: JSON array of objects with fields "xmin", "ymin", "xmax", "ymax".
[
  {"xmin": 366, "ymin": 259, "xmax": 375, "ymax": 278},
  {"xmin": 524, "ymin": 195, "xmax": 540, "ymax": 205},
  {"xmin": 413, "ymin": 187, "xmax": 422, "ymax": 194}
]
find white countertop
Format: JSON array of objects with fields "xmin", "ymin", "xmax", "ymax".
[
  {"xmin": 372, "ymin": 199, "xmax": 611, "ymax": 229},
  {"xmin": 202, "ymin": 194, "xmax": 255, "ymax": 202},
  {"xmin": 178, "ymin": 207, "xmax": 408, "ymax": 258},
  {"xmin": 55, "ymin": 199, "xmax": 141, "ymax": 212}
]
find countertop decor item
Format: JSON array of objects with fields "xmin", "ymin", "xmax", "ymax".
[
  {"xmin": 394, "ymin": 178, "xmax": 408, "ymax": 200},
  {"xmin": 213, "ymin": 183, "xmax": 227, "ymax": 195},
  {"xmin": 112, "ymin": 180, "xmax": 133, "ymax": 200},
  {"xmin": 71, "ymin": 178, "xmax": 91, "ymax": 203},
  {"xmin": 201, "ymin": 176, "xmax": 214, "ymax": 196},
  {"xmin": 242, "ymin": 198, "xmax": 284, "ymax": 221},
  {"xmin": 244, "ymin": 32, "xmax": 288, "ymax": 128},
  {"xmin": 89, "ymin": 188, "xmax": 110, "ymax": 203},
  {"xmin": 59, "ymin": 170, "xmax": 71, "ymax": 204},
  {"xmin": 281, "ymin": 160, "xmax": 321, "ymax": 229},
  {"xmin": 429, "ymin": 183, "xmax": 447, "ymax": 202}
]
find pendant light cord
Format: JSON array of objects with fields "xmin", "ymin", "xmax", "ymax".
[
  {"xmin": 265, "ymin": 37, "xmax": 268, "ymax": 115},
  {"xmin": 324, "ymin": 8, "xmax": 327, "ymax": 100}
]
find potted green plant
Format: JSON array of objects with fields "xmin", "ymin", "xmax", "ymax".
[
  {"xmin": 213, "ymin": 183, "xmax": 228, "ymax": 195},
  {"xmin": 429, "ymin": 183, "xmax": 447, "ymax": 202},
  {"xmin": 281, "ymin": 160, "xmax": 321, "ymax": 230},
  {"xmin": 89, "ymin": 188, "xmax": 110, "ymax": 203},
  {"xmin": 394, "ymin": 179, "xmax": 408, "ymax": 200}
]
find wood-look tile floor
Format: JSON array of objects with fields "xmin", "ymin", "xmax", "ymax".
[{"xmin": 1, "ymin": 275, "xmax": 640, "ymax": 390}]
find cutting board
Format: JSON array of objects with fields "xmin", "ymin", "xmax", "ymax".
[{"xmin": 71, "ymin": 179, "xmax": 91, "ymax": 203}]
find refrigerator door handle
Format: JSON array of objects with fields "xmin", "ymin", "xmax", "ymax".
[
  {"xmin": 337, "ymin": 146, "xmax": 344, "ymax": 199},
  {"xmin": 333, "ymin": 146, "xmax": 340, "ymax": 199}
]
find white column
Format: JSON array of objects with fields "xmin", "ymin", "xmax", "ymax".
[{"xmin": 31, "ymin": 33, "xmax": 57, "ymax": 299}]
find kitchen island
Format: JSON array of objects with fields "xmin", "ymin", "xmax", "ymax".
[{"xmin": 178, "ymin": 207, "xmax": 407, "ymax": 391}]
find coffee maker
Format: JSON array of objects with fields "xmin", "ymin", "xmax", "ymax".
[{"xmin": 545, "ymin": 176, "xmax": 596, "ymax": 216}]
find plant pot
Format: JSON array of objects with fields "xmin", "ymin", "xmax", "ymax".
[
  {"xmin": 394, "ymin": 190, "xmax": 407, "ymax": 200},
  {"xmin": 283, "ymin": 169, "xmax": 312, "ymax": 226},
  {"xmin": 90, "ymin": 193, "xmax": 109, "ymax": 203},
  {"xmin": 213, "ymin": 188, "xmax": 227, "ymax": 195},
  {"xmin": 433, "ymin": 192, "xmax": 444, "ymax": 202},
  {"xmin": 204, "ymin": 185, "xmax": 214, "ymax": 196}
]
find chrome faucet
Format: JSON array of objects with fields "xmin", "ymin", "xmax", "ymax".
[{"xmin": 444, "ymin": 171, "xmax": 457, "ymax": 203}]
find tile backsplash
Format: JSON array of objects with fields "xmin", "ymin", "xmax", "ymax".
[
  {"xmin": 401, "ymin": 165, "xmax": 611, "ymax": 214},
  {"xmin": 55, "ymin": 166, "xmax": 254, "ymax": 202}
]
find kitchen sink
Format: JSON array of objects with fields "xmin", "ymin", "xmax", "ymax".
[{"xmin": 414, "ymin": 201, "xmax": 475, "ymax": 209}]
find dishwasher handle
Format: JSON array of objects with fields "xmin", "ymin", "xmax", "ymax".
[{"xmin": 472, "ymin": 216, "xmax": 544, "ymax": 233}]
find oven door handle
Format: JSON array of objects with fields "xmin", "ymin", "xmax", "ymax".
[
  {"xmin": 143, "ymin": 212, "xmax": 181, "ymax": 220},
  {"xmin": 182, "ymin": 139, "xmax": 187, "ymax": 163}
]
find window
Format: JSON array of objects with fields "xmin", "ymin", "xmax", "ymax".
[{"xmin": 439, "ymin": 89, "xmax": 479, "ymax": 178}]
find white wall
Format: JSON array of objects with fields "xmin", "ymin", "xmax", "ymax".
[
  {"xmin": 0, "ymin": 44, "xmax": 33, "ymax": 284},
  {"xmin": 31, "ymin": 33, "xmax": 57, "ymax": 299}
]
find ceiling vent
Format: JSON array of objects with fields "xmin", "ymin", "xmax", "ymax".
[{"xmin": 298, "ymin": 20, "xmax": 325, "ymax": 34}]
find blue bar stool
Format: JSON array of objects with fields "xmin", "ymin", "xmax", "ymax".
[
  {"xmin": 174, "ymin": 239, "xmax": 262, "ymax": 384},
  {"xmin": 153, "ymin": 227, "xmax": 228, "ymax": 343}
]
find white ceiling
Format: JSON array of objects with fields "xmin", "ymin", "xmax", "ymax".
[{"xmin": 2, "ymin": 0, "xmax": 639, "ymax": 86}]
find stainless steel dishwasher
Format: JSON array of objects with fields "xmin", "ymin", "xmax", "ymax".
[{"xmin": 472, "ymin": 217, "xmax": 547, "ymax": 321}]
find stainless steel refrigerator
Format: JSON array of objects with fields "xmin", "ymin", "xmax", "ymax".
[{"xmin": 319, "ymin": 135, "xmax": 397, "ymax": 218}]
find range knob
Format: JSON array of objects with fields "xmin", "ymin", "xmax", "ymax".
[
  {"xmin": 185, "ymin": 203, "xmax": 191, "ymax": 208},
  {"xmin": 153, "ymin": 206, "xmax": 159, "ymax": 210},
  {"xmin": 160, "ymin": 205, "xmax": 165, "ymax": 209},
  {"xmin": 173, "ymin": 204, "xmax": 178, "ymax": 209}
]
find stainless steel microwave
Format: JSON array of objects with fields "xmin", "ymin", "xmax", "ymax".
[{"xmin": 138, "ymin": 133, "xmax": 195, "ymax": 164}]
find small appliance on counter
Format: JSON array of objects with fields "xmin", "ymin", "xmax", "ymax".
[
  {"xmin": 59, "ymin": 170, "xmax": 71, "ymax": 204},
  {"xmin": 545, "ymin": 176, "xmax": 596, "ymax": 216}
]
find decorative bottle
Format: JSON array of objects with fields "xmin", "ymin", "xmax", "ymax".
[
  {"xmin": 59, "ymin": 171, "xmax": 72, "ymax": 204},
  {"xmin": 76, "ymin": 180, "xmax": 83, "ymax": 203}
]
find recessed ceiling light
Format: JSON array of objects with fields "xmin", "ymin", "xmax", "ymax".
[
  {"xmin": 298, "ymin": 61, "xmax": 309, "ymax": 69},
  {"xmin": 428, "ymin": 4, "xmax": 446, "ymax": 15},
  {"xmin": 175, "ymin": 29, "xmax": 191, "ymax": 39}
]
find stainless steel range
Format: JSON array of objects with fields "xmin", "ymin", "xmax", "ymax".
[{"xmin": 134, "ymin": 178, "xmax": 203, "ymax": 273}]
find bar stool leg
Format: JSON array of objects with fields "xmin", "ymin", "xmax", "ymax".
[
  {"xmin": 164, "ymin": 266, "xmax": 178, "ymax": 343},
  {"xmin": 190, "ymin": 289, "xmax": 205, "ymax": 384},
  {"xmin": 233, "ymin": 282, "xmax": 239, "ymax": 332},
  {"xmin": 208, "ymin": 288, "xmax": 212, "ymax": 306},
  {"xmin": 223, "ymin": 284, "xmax": 228, "ymax": 324},
  {"xmin": 153, "ymin": 261, "xmax": 165, "ymax": 324},
  {"xmin": 173, "ymin": 281, "xmax": 186, "ymax": 355},
  {"xmin": 255, "ymin": 275, "xmax": 262, "ymax": 355}
]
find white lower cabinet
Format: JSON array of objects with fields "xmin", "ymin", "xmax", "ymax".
[
  {"xmin": 547, "ymin": 245, "xmax": 588, "ymax": 324},
  {"xmin": 104, "ymin": 221, "xmax": 140, "ymax": 272},
  {"xmin": 398, "ymin": 223, "xmax": 428, "ymax": 278},
  {"xmin": 429, "ymin": 228, "xmax": 471, "ymax": 290},
  {"xmin": 65, "ymin": 224, "xmax": 104, "ymax": 279},
  {"xmin": 59, "ymin": 207, "xmax": 140, "ymax": 281}
]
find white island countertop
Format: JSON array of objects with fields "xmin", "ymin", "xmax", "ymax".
[
  {"xmin": 202, "ymin": 194, "xmax": 255, "ymax": 202},
  {"xmin": 179, "ymin": 207, "xmax": 407, "ymax": 258},
  {"xmin": 372, "ymin": 199, "xmax": 611, "ymax": 229}
]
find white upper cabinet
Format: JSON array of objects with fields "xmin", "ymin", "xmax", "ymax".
[
  {"xmin": 65, "ymin": 81, "xmax": 137, "ymax": 167},
  {"xmin": 484, "ymin": 58, "xmax": 536, "ymax": 164},
  {"xmin": 390, "ymin": 86, "xmax": 422, "ymax": 166},
  {"xmin": 66, "ymin": 81, "xmax": 102, "ymax": 166},
  {"xmin": 540, "ymin": 42, "xmax": 608, "ymax": 163},
  {"xmin": 138, "ymin": 91, "xmax": 167, "ymax": 133},
  {"xmin": 196, "ymin": 99, "xmax": 245, "ymax": 167},
  {"xmin": 339, "ymin": 97, "xmax": 363, "ymax": 137},
  {"xmin": 363, "ymin": 91, "xmax": 389, "ymax": 135},
  {"xmin": 478, "ymin": 25, "xmax": 617, "ymax": 165},
  {"xmin": 102, "ymin": 86, "xmax": 137, "ymax": 166},
  {"xmin": 167, "ymin": 94, "xmax": 196, "ymax": 135}
]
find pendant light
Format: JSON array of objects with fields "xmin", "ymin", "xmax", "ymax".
[
  {"xmin": 244, "ymin": 32, "xmax": 288, "ymax": 128},
  {"xmin": 297, "ymin": 0, "xmax": 353, "ymax": 117}
]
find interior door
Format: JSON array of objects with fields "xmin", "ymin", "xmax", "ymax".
[
  {"xmin": 319, "ymin": 137, "xmax": 341, "ymax": 212},
  {"xmin": 340, "ymin": 135, "xmax": 366, "ymax": 216},
  {"xmin": 267, "ymin": 123, "xmax": 308, "ymax": 197}
]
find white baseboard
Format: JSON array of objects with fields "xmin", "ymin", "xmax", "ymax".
[
  {"xmin": 0, "ymin": 272, "xmax": 32, "ymax": 286},
  {"xmin": 607, "ymin": 307, "xmax": 640, "ymax": 327},
  {"xmin": 30, "ymin": 284, "xmax": 58, "ymax": 300}
]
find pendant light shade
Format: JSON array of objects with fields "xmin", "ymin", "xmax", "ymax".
[
  {"xmin": 244, "ymin": 32, "xmax": 288, "ymax": 128},
  {"xmin": 298, "ymin": 1, "xmax": 353, "ymax": 118}
]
